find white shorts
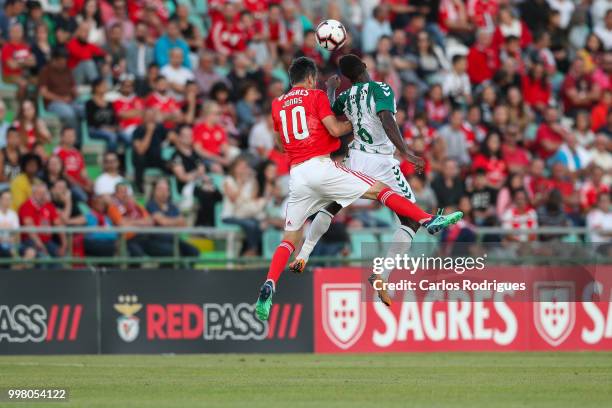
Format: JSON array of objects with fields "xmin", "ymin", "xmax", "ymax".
[
  {"xmin": 284, "ymin": 156, "xmax": 374, "ymax": 231},
  {"xmin": 345, "ymin": 148, "xmax": 415, "ymax": 202}
]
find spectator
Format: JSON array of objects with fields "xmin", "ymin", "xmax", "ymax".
[
  {"xmin": 66, "ymin": 20, "xmax": 105, "ymax": 84},
  {"xmin": 160, "ymin": 48, "xmax": 194, "ymax": 99},
  {"xmin": 221, "ymin": 156, "xmax": 267, "ymax": 256},
  {"xmin": 41, "ymin": 154, "xmax": 66, "ymax": 191},
  {"xmin": 580, "ymin": 166, "xmax": 610, "ymax": 211},
  {"xmin": 125, "ymin": 21, "xmax": 154, "ymax": 87},
  {"xmin": 501, "ymin": 189, "xmax": 538, "ymax": 242},
  {"xmin": 362, "ymin": 5, "xmax": 392, "ymax": 54},
  {"xmin": 408, "ymin": 173, "xmax": 438, "ymax": 213},
  {"xmin": 586, "ymin": 192, "xmax": 612, "ymax": 246},
  {"xmin": 472, "ymin": 132, "xmax": 507, "ymax": 190},
  {"xmin": 431, "ymin": 158, "xmax": 466, "ymax": 208},
  {"xmin": 467, "ymin": 29, "xmax": 498, "ymax": 86},
  {"xmin": 442, "ymin": 54, "xmax": 471, "ymax": 108},
  {"xmin": 522, "ymin": 61, "xmax": 551, "ymax": 115},
  {"xmin": 560, "ymin": 58, "xmax": 601, "ymax": 116},
  {"xmin": 248, "ymin": 108, "xmax": 275, "ymax": 159},
  {"xmin": 207, "ymin": 1, "xmax": 248, "ymax": 56},
  {"xmin": 145, "ymin": 178, "xmax": 200, "ymax": 258},
  {"xmin": 0, "ymin": 0, "xmax": 26, "ymax": 41},
  {"xmin": 2, "ymin": 23, "xmax": 36, "ymax": 99},
  {"xmin": 131, "ymin": 109, "xmax": 168, "ymax": 193},
  {"xmin": 53, "ymin": 127, "xmax": 92, "ymax": 201},
  {"xmin": 589, "ymin": 134, "xmax": 612, "ymax": 183},
  {"xmin": 13, "ymin": 99, "xmax": 51, "ymax": 159},
  {"xmin": 175, "ymin": 4, "xmax": 201, "ymax": 53},
  {"xmin": 30, "ymin": 22, "xmax": 52, "ymax": 75},
  {"xmin": 94, "ymin": 151, "xmax": 126, "ymax": 199},
  {"xmin": 437, "ymin": 109, "xmax": 470, "ymax": 166},
  {"xmin": 0, "ymin": 100, "xmax": 9, "ymax": 148},
  {"xmin": 103, "ymin": 22, "xmax": 126, "ymax": 82},
  {"xmin": 53, "ymin": 0, "xmax": 77, "ymax": 42},
  {"xmin": 83, "ymin": 194, "xmax": 117, "ymax": 257},
  {"xmin": 0, "ymin": 127, "xmax": 22, "ymax": 187},
  {"xmin": 594, "ymin": 9, "xmax": 612, "ymax": 50},
  {"xmin": 169, "ymin": 125, "xmax": 222, "ymax": 226},
  {"xmin": 193, "ymin": 101, "xmax": 240, "ymax": 173},
  {"xmin": 38, "ymin": 48, "xmax": 82, "ymax": 142},
  {"xmin": 113, "ymin": 73, "xmax": 144, "ymax": 140},
  {"xmin": 107, "ymin": 182, "xmax": 155, "ymax": 257},
  {"xmin": 549, "ymin": 132, "xmax": 592, "ymax": 175},
  {"xmin": 236, "ymin": 82, "xmax": 262, "ymax": 136},
  {"xmin": 78, "ymin": 0, "xmax": 105, "ymax": 46},
  {"xmin": 194, "ymin": 51, "xmax": 227, "ymax": 98},
  {"xmin": 468, "ymin": 168, "xmax": 498, "ymax": 226},
  {"xmin": 86, "ymin": 78, "xmax": 124, "ymax": 152},
  {"xmin": 501, "ymin": 125, "xmax": 530, "ymax": 174},
  {"xmin": 50, "ymin": 178, "xmax": 85, "ymax": 226},
  {"xmin": 154, "ymin": 19, "xmax": 190, "ymax": 68},
  {"xmin": 0, "ymin": 189, "xmax": 24, "ymax": 259},
  {"xmin": 410, "ymin": 31, "xmax": 448, "ymax": 85},
  {"xmin": 19, "ymin": 180, "xmax": 66, "ymax": 260},
  {"xmin": 533, "ymin": 106, "xmax": 567, "ymax": 160},
  {"xmin": 536, "ymin": 189, "xmax": 570, "ymax": 240},
  {"xmin": 10, "ymin": 152, "xmax": 40, "ymax": 211},
  {"xmin": 144, "ymin": 75, "xmax": 183, "ymax": 129}
]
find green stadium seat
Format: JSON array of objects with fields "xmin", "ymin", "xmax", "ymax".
[
  {"xmin": 214, "ymin": 202, "xmax": 240, "ymax": 231},
  {"xmin": 263, "ymin": 228, "xmax": 282, "ymax": 258},
  {"xmin": 350, "ymin": 232, "xmax": 378, "ymax": 258},
  {"xmin": 372, "ymin": 207, "xmax": 395, "ymax": 226},
  {"xmin": 210, "ymin": 173, "xmax": 224, "ymax": 190},
  {"xmin": 77, "ymin": 201, "xmax": 92, "ymax": 216}
]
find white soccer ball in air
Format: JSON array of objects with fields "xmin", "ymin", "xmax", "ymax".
[{"xmin": 315, "ymin": 19, "xmax": 347, "ymax": 51}]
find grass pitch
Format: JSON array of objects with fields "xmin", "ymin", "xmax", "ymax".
[{"xmin": 0, "ymin": 352, "xmax": 611, "ymax": 408}]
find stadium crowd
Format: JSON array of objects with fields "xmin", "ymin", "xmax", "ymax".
[{"xmin": 0, "ymin": 0, "xmax": 610, "ymax": 261}]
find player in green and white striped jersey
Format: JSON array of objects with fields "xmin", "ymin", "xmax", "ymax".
[{"xmin": 290, "ymin": 54, "xmax": 462, "ymax": 306}]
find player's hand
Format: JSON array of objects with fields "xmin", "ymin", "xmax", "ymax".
[
  {"xmin": 404, "ymin": 154, "xmax": 425, "ymax": 174},
  {"xmin": 326, "ymin": 74, "xmax": 341, "ymax": 90}
]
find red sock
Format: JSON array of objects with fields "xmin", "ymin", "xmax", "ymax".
[
  {"xmin": 378, "ymin": 188, "xmax": 432, "ymax": 224},
  {"xmin": 266, "ymin": 240, "xmax": 295, "ymax": 288}
]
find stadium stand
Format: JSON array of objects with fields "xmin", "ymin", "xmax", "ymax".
[{"xmin": 0, "ymin": 0, "xmax": 609, "ymax": 267}]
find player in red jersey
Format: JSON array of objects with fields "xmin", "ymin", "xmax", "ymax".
[{"xmin": 255, "ymin": 57, "xmax": 463, "ymax": 320}]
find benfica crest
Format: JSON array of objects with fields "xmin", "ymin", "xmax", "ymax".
[
  {"xmin": 533, "ymin": 282, "xmax": 575, "ymax": 347},
  {"xmin": 114, "ymin": 295, "xmax": 142, "ymax": 343},
  {"xmin": 321, "ymin": 283, "xmax": 366, "ymax": 349}
]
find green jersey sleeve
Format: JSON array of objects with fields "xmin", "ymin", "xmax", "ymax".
[
  {"xmin": 332, "ymin": 91, "xmax": 348, "ymax": 116},
  {"xmin": 372, "ymin": 82, "xmax": 396, "ymax": 114}
]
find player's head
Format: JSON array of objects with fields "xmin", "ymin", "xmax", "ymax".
[
  {"xmin": 338, "ymin": 54, "xmax": 367, "ymax": 83},
  {"xmin": 288, "ymin": 57, "xmax": 318, "ymax": 88}
]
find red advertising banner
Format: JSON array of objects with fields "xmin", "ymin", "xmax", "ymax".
[{"xmin": 314, "ymin": 267, "xmax": 612, "ymax": 353}]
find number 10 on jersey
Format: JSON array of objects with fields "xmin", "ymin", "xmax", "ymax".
[{"xmin": 280, "ymin": 106, "xmax": 310, "ymax": 143}]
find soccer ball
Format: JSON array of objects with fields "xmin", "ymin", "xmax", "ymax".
[{"xmin": 315, "ymin": 19, "xmax": 347, "ymax": 51}]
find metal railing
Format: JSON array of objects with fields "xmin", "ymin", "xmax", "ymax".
[{"xmin": 0, "ymin": 225, "xmax": 609, "ymax": 268}]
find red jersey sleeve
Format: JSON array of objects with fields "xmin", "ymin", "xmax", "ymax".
[{"xmin": 315, "ymin": 90, "xmax": 334, "ymax": 121}]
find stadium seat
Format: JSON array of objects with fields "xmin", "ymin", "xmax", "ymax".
[
  {"xmin": 350, "ymin": 232, "xmax": 378, "ymax": 258},
  {"xmin": 214, "ymin": 202, "xmax": 240, "ymax": 231},
  {"xmin": 263, "ymin": 229, "xmax": 282, "ymax": 258}
]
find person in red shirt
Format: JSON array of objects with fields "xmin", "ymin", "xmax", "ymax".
[
  {"xmin": 580, "ymin": 166, "xmax": 609, "ymax": 210},
  {"xmin": 113, "ymin": 74, "xmax": 144, "ymax": 137},
  {"xmin": 207, "ymin": 1, "xmax": 248, "ymax": 56},
  {"xmin": 467, "ymin": 29, "xmax": 499, "ymax": 85},
  {"xmin": 53, "ymin": 127, "xmax": 93, "ymax": 200},
  {"xmin": 1, "ymin": 24, "xmax": 35, "ymax": 99},
  {"xmin": 467, "ymin": 0, "xmax": 498, "ymax": 29},
  {"xmin": 472, "ymin": 132, "xmax": 507, "ymax": 189},
  {"xmin": 66, "ymin": 20, "xmax": 106, "ymax": 85},
  {"xmin": 295, "ymin": 30, "xmax": 324, "ymax": 68},
  {"xmin": 19, "ymin": 181, "xmax": 66, "ymax": 259},
  {"xmin": 560, "ymin": 58, "xmax": 601, "ymax": 116},
  {"xmin": 522, "ymin": 62, "xmax": 551, "ymax": 115},
  {"xmin": 533, "ymin": 106, "xmax": 567, "ymax": 160},
  {"xmin": 255, "ymin": 56, "xmax": 461, "ymax": 321},
  {"xmin": 144, "ymin": 76, "xmax": 183, "ymax": 129},
  {"xmin": 501, "ymin": 125, "xmax": 530, "ymax": 174},
  {"xmin": 193, "ymin": 101, "xmax": 238, "ymax": 173}
]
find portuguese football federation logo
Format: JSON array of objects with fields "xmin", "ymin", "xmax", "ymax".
[
  {"xmin": 322, "ymin": 283, "xmax": 366, "ymax": 349},
  {"xmin": 533, "ymin": 282, "xmax": 575, "ymax": 347}
]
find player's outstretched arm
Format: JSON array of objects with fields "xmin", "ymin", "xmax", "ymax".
[
  {"xmin": 322, "ymin": 115, "xmax": 352, "ymax": 137},
  {"xmin": 378, "ymin": 110, "xmax": 424, "ymax": 174}
]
